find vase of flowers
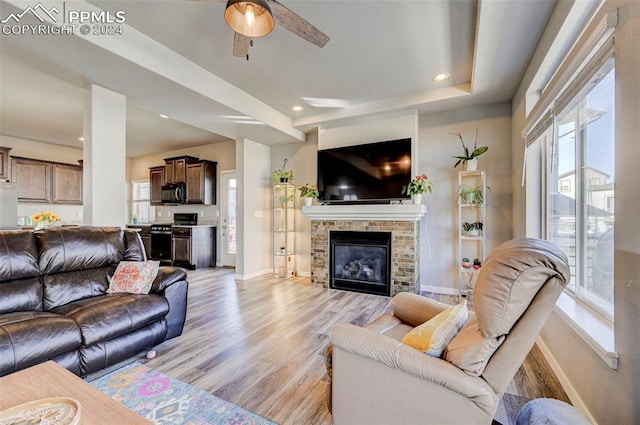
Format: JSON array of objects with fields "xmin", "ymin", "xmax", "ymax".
[
  {"xmin": 32, "ymin": 211, "xmax": 61, "ymax": 230},
  {"xmin": 452, "ymin": 129, "xmax": 488, "ymax": 170},
  {"xmin": 402, "ymin": 174, "xmax": 433, "ymax": 204},
  {"xmin": 298, "ymin": 183, "xmax": 319, "ymax": 206}
]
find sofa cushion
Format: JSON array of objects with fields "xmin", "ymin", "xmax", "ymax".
[
  {"xmin": 52, "ymin": 294, "xmax": 170, "ymax": 346},
  {"xmin": 123, "ymin": 229, "xmax": 146, "ymax": 261},
  {"xmin": 474, "ymin": 239, "xmax": 570, "ymax": 338},
  {"xmin": 43, "ymin": 267, "xmax": 114, "ymax": 311},
  {"xmin": 36, "ymin": 227, "xmax": 125, "ymax": 274},
  {"xmin": 0, "ymin": 277, "xmax": 43, "ymax": 314},
  {"xmin": 0, "ymin": 311, "xmax": 81, "ymax": 376},
  {"xmin": 107, "ymin": 261, "xmax": 160, "ymax": 294},
  {"xmin": 401, "ymin": 301, "xmax": 469, "ymax": 357},
  {"xmin": 0, "ymin": 230, "xmax": 40, "ymax": 280}
]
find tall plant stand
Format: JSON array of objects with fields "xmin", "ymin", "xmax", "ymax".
[
  {"xmin": 457, "ymin": 170, "xmax": 487, "ymax": 304},
  {"xmin": 273, "ymin": 183, "xmax": 295, "ymax": 278}
]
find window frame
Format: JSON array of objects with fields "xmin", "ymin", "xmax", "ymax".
[{"xmin": 131, "ymin": 179, "xmax": 150, "ymax": 223}]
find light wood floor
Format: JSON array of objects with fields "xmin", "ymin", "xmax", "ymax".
[{"xmin": 140, "ymin": 268, "xmax": 569, "ymax": 425}]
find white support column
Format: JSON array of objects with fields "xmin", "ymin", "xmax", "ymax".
[{"xmin": 83, "ymin": 85, "xmax": 126, "ymax": 226}]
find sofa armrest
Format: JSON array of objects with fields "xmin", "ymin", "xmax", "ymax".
[
  {"xmin": 329, "ymin": 322, "xmax": 496, "ymax": 407},
  {"xmin": 151, "ymin": 267, "xmax": 187, "ymax": 293},
  {"xmin": 391, "ymin": 292, "xmax": 451, "ymax": 326}
]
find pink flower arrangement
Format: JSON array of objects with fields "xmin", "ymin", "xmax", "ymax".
[{"xmin": 403, "ymin": 174, "xmax": 434, "ymax": 196}]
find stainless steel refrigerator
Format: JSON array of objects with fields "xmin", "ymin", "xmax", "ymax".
[{"xmin": 0, "ymin": 181, "xmax": 18, "ymax": 230}]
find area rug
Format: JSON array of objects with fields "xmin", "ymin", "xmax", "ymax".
[{"xmin": 90, "ymin": 362, "xmax": 277, "ymax": 425}]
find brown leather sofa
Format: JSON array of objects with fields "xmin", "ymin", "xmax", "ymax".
[{"xmin": 0, "ymin": 226, "xmax": 188, "ymax": 377}]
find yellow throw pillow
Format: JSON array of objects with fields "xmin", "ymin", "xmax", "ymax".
[{"xmin": 401, "ymin": 301, "xmax": 469, "ymax": 357}]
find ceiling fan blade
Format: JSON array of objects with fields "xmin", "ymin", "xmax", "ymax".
[
  {"xmin": 233, "ymin": 31, "xmax": 250, "ymax": 57},
  {"xmin": 267, "ymin": 0, "xmax": 330, "ymax": 48}
]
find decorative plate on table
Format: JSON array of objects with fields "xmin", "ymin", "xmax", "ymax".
[{"xmin": 0, "ymin": 397, "xmax": 81, "ymax": 425}]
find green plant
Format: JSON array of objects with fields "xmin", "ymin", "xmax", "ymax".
[
  {"xmin": 462, "ymin": 222, "xmax": 483, "ymax": 231},
  {"xmin": 273, "ymin": 158, "xmax": 294, "ymax": 184},
  {"xmin": 451, "ymin": 129, "xmax": 488, "ymax": 168},
  {"xmin": 462, "ymin": 257, "xmax": 470, "ymax": 263},
  {"xmin": 298, "ymin": 183, "xmax": 319, "ymax": 198},
  {"xmin": 401, "ymin": 174, "xmax": 434, "ymax": 196},
  {"xmin": 458, "ymin": 185, "xmax": 489, "ymax": 206}
]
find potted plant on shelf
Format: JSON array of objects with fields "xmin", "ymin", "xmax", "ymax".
[
  {"xmin": 462, "ymin": 221, "xmax": 483, "ymax": 236},
  {"xmin": 461, "ymin": 257, "xmax": 471, "ymax": 268},
  {"xmin": 458, "ymin": 185, "xmax": 489, "ymax": 207},
  {"xmin": 273, "ymin": 158, "xmax": 294, "ymax": 184},
  {"xmin": 298, "ymin": 183, "xmax": 319, "ymax": 207},
  {"xmin": 473, "ymin": 258, "xmax": 482, "ymax": 270},
  {"xmin": 402, "ymin": 174, "xmax": 434, "ymax": 204},
  {"xmin": 451, "ymin": 129, "xmax": 488, "ymax": 171}
]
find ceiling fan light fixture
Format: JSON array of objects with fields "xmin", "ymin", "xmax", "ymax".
[{"xmin": 225, "ymin": 0, "xmax": 275, "ymax": 38}]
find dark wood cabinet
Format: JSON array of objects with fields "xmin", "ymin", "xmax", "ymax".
[
  {"xmin": 186, "ymin": 161, "xmax": 216, "ymax": 205},
  {"xmin": 11, "ymin": 157, "xmax": 52, "ymax": 203},
  {"xmin": 0, "ymin": 147, "xmax": 11, "ymax": 181},
  {"xmin": 164, "ymin": 156, "xmax": 198, "ymax": 184},
  {"xmin": 172, "ymin": 226, "xmax": 216, "ymax": 269},
  {"xmin": 149, "ymin": 166, "xmax": 165, "ymax": 205},
  {"xmin": 52, "ymin": 163, "xmax": 82, "ymax": 204}
]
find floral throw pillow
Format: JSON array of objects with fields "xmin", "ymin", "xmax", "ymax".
[{"xmin": 107, "ymin": 261, "xmax": 160, "ymax": 294}]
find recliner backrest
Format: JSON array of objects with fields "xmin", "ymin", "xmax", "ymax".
[
  {"xmin": 35, "ymin": 227, "xmax": 126, "ymax": 310},
  {"xmin": 0, "ymin": 231, "xmax": 43, "ymax": 313},
  {"xmin": 445, "ymin": 239, "xmax": 570, "ymax": 393}
]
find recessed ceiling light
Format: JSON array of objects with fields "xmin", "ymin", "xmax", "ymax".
[
  {"xmin": 159, "ymin": 114, "xmax": 169, "ymax": 119},
  {"xmin": 78, "ymin": 137, "xmax": 85, "ymax": 141},
  {"xmin": 291, "ymin": 105, "xmax": 304, "ymax": 112},
  {"xmin": 434, "ymin": 72, "xmax": 450, "ymax": 82}
]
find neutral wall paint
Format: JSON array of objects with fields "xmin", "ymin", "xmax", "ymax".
[
  {"xmin": 511, "ymin": 1, "xmax": 640, "ymax": 423},
  {"xmin": 236, "ymin": 138, "xmax": 272, "ymax": 279},
  {"xmin": 419, "ymin": 103, "xmax": 513, "ymax": 291}
]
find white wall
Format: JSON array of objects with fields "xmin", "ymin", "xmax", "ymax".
[
  {"xmin": 419, "ymin": 103, "xmax": 513, "ymax": 292},
  {"xmin": 0, "ymin": 135, "xmax": 84, "ymax": 224},
  {"xmin": 236, "ymin": 138, "xmax": 272, "ymax": 279},
  {"xmin": 512, "ymin": 1, "xmax": 640, "ymax": 423}
]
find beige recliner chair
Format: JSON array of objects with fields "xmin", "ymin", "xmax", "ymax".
[{"xmin": 329, "ymin": 238, "xmax": 570, "ymax": 425}]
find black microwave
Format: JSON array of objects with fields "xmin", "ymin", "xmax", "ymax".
[{"xmin": 161, "ymin": 182, "xmax": 186, "ymax": 204}]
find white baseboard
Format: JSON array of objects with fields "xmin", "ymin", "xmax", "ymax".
[
  {"xmin": 535, "ymin": 336, "xmax": 598, "ymax": 425},
  {"xmin": 420, "ymin": 285, "xmax": 458, "ymax": 295},
  {"xmin": 235, "ymin": 268, "xmax": 272, "ymax": 280}
]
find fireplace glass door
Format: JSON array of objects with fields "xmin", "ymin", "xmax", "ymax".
[{"xmin": 330, "ymin": 231, "xmax": 391, "ymax": 296}]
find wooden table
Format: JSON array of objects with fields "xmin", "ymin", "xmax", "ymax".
[{"xmin": 0, "ymin": 361, "xmax": 151, "ymax": 424}]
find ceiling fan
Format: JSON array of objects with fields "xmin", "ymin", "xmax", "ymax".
[{"xmin": 222, "ymin": 0, "xmax": 330, "ymax": 59}]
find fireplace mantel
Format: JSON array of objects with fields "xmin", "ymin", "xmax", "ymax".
[{"xmin": 302, "ymin": 204, "xmax": 426, "ymax": 221}]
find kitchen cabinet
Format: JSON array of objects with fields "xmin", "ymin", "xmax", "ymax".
[
  {"xmin": 172, "ymin": 226, "xmax": 216, "ymax": 269},
  {"xmin": 0, "ymin": 147, "xmax": 11, "ymax": 181},
  {"xmin": 164, "ymin": 156, "xmax": 198, "ymax": 184},
  {"xmin": 11, "ymin": 157, "xmax": 82, "ymax": 205},
  {"xmin": 11, "ymin": 157, "xmax": 52, "ymax": 203},
  {"xmin": 52, "ymin": 163, "xmax": 82, "ymax": 204},
  {"xmin": 149, "ymin": 166, "xmax": 165, "ymax": 205},
  {"xmin": 186, "ymin": 161, "xmax": 216, "ymax": 205}
]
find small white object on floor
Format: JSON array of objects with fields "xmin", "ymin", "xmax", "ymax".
[{"xmin": 146, "ymin": 350, "xmax": 156, "ymax": 359}]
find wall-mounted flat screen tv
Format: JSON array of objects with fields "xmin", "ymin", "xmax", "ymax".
[{"xmin": 317, "ymin": 138, "xmax": 411, "ymax": 204}]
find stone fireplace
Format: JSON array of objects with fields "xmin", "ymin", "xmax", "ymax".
[{"xmin": 304, "ymin": 204, "xmax": 426, "ymax": 296}]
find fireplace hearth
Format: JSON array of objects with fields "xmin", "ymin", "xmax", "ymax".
[{"xmin": 330, "ymin": 231, "xmax": 391, "ymax": 296}]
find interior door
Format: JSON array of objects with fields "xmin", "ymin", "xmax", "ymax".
[{"xmin": 220, "ymin": 171, "xmax": 237, "ymax": 267}]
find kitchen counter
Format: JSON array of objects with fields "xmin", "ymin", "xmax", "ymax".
[{"xmin": 172, "ymin": 224, "xmax": 217, "ymax": 228}]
